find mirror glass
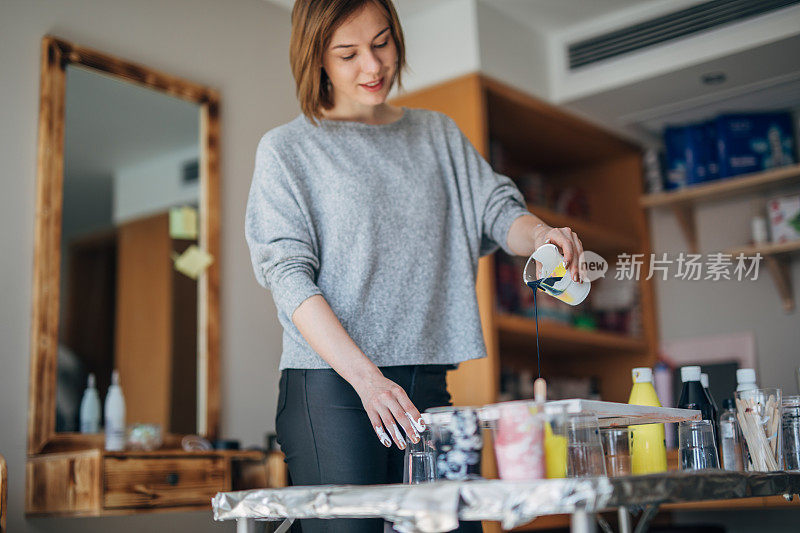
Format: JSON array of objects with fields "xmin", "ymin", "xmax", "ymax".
[{"xmin": 56, "ymin": 64, "xmax": 201, "ymax": 435}]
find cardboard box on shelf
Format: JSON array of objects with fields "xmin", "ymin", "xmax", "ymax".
[
  {"xmin": 767, "ymin": 194, "xmax": 800, "ymax": 243},
  {"xmin": 715, "ymin": 112, "xmax": 797, "ymax": 178}
]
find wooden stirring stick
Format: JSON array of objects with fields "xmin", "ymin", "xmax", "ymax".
[{"xmin": 534, "ymin": 378, "xmax": 547, "ymax": 404}]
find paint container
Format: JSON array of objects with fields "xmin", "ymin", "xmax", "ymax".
[
  {"xmin": 523, "ymin": 244, "xmax": 590, "ymax": 306},
  {"xmin": 490, "ymin": 400, "xmax": 545, "ymax": 480},
  {"xmin": 424, "ymin": 406, "xmax": 483, "ymax": 480}
]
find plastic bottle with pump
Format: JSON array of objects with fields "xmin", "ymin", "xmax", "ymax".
[
  {"xmin": 79, "ymin": 373, "xmax": 101, "ymax": 433},
  {"xmin": 677, "ymin": 366, "xmax": 714, "ymax": 424},
  {"xmin": 104, "ymin": 370, "xmax": 126, "ymax": 451},
  {"xmin": 628, "ymin": 367, "xmax": 668, "ymax": 473}
]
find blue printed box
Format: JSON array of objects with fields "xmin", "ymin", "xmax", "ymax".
[
  {"xmin": 663, "ymin": 124, "xmax": 715, "ymax": 190},
  {"xmin": 715, "ymin": 112, "xmax": 796, "ymax": 178}
]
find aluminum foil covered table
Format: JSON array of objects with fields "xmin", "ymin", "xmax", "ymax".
[{"xmin": 212, "ymin": 471, "xmax": 800, "ymax": 533}]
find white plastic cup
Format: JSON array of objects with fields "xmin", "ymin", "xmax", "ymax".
[{"xmin": 523, "ymin": 244, "xmax": 590, "ymax": 306}]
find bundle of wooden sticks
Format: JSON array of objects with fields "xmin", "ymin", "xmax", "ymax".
[{"xmin": 735, "ymin": 393, "xmax": 781, "ymax": 471}]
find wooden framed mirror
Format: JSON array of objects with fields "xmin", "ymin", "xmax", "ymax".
[{"xmin": 28, "ymin": 36, "xmax": 220, "ymax": 455}]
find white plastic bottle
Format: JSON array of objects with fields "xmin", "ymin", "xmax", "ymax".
[
  {"xmin": 104, "ymin": 370, "xmax": 126, "ymax": 451},
  {"xmin": 79, "ymin": 373, "xmax": 101, "ymax": 433},
  {"xmin": 736, "ymin": 368, "xmax": 757, "ymax": 392}
]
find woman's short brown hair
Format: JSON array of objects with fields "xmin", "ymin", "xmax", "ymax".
[{"xmin": 290, "ymin": 0, "xmax": 406, "ymax": 123}]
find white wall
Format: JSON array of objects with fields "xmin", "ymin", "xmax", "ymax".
[
  {"xmin": 0, "ymin": 0, "xmax": 295, "ymax": 531},
  {"xmin": 391, "ymin": 0, "xmax": 480, "ymax": 94},
  {"xmin": 475, "ymin": 1, "xmax": 549, "ymax": 100},
  {"xmin": 114, "ymin": 145, "xmax": 199, "ymax": 224}
]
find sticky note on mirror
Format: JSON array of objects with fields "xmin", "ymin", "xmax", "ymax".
[
  {"xmin": 173, "ymin": 245, "xmax": 213, "ymax": 280},
  {"xmin": 169, "ymin": 206, "xmax": 198, "ymax": 240}
]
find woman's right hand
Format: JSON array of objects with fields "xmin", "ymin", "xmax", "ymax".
[{"xmin": 353, "ymin": 372, "xmax": 426, "ymax": 450}]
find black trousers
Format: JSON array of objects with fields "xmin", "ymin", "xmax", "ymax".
[{"xmin": 276, "ymin": 365, "xmax": 483, "ymax": 533}]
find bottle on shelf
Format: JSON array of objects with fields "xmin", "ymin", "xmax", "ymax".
[
  {"xmin": 628, "ymin": 367, "xmax": 668, "ymax": 474},
  {"xmin": 736, "ymin": 368, "xmax": 758, "ymax": 392},
  {"xmin": 79, "ymin": 373, "xmax": 100, "ymax": 434},
  {"xmin": 700, "ymin": 373, "xmax": 719, "ymax": 421},
  {"xmin": 719, "ymin": 398, "xmax": 744, "ymax": 471},
  {"xmin": 677, "ymin": 366, "xmax": 715, "ymax": 424},
  {"xmin": 104, "ymin": 370, "xmax": 126, "ymax": 451},
  {"xmin": 701, "ymin": 372, "xmax": 721, "ymax": 450}
]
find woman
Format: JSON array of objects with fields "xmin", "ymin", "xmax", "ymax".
[{"xmin": 245, "ymin": 1, "xmax": 585, "ymax": 531}]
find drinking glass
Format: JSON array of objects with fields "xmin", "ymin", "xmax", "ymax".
[
  {"xmin": 402, "ymin": 428, "xmax": 435, "ymax": 484},
  {"xmin": 736, "ymin": 388, "xmax": 783, "ymax": 471},
  {"xmin": 425, "ymin": 406, "xmax": 482, "ymax": 480},
  {"xmin": 601, "ymin": 428, "xmax": 631, "ymax": 477},
  {"xmin": 781, "ymin": 395, "xmax": 800, "ymax": 471},
  {"xmin": 566, "ymin": 413, "xmax": 606, "ymax": 477},
  {"xmin": 678, "ymin": 420, "xmax": 719, "ymax": 470}
]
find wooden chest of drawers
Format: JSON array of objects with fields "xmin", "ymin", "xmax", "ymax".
[{"xmin": 26, "ymin": 449, "xmax": 277, "ymax": 516}]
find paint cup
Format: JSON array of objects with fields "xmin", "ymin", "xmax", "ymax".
[
  {"xmin": 425, "ymin": 406, "xmax": 483, "ymax": 480},
  {"xmin": 523, "ymin": 244, "xmax": 590, "ymax": 306},
  {"xmin": 566, "ymin": 413, "xmax": 606, "ymax": 477},
  {"xmin": 601, "ymin": 428, "xmax": 631, "ymax": 477},
  {"xmin": 782, "ymin": 395, "xmax": 800, "ymax": 471},
  {"xmin": 490, "ymin": 400, "xmax": 545, "ymax": 480},
  {"xmin": 544, "ymin": 405, "xmax": 568, "ymax": 479}
]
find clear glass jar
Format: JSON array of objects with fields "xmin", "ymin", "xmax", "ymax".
[{"xmin": 782, "ymin": 395, "xmax": 800, "ymax": 471}]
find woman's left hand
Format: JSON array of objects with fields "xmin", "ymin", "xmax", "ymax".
[{"xmin": 532, "ymin": 223, "xmax": 585, "ymax": 282}]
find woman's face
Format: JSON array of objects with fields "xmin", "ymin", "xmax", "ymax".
[{"xmin": 322, "ymin": 3, "xmax": 397, "ymax": 112}]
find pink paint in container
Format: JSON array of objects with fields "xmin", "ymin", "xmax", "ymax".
[{"xmin": 491, "ymin": 400, "xmax": 545, "ymax": 480}]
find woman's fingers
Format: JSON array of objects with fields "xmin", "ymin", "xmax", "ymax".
[
  {"xmin": 572, "ymin": 233, "xmax": 585, "ymax": 281},
  {"xmin": 376, "ymin": 405, "xmax": 407, "ymax": 449},
  {"xmin": 393, "ymin": 390, "xmax": 426, "ymax": 433},
  {"xmin": 367, "ymin": 410, "xmax": 392, "ymax": 448},
  {"xmin": 386, "ymin": 393, "xmax": 420, "ymax": 444},
  {"xmin": 541, "ymin": 226, "xmax": 585, "ymax": 282}
]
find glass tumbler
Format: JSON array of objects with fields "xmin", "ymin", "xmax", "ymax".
[
  {"xmin": 403, "ymin": 429, "xmax": 435, "ymax": 484},
  {"xmin": 736, "ymin": 388, "xmax": 783, "ymax": 471},
  {"xmin": 426, "ymin": 406, "xmax": 483, "ymax": 480},
  {"xmin": 782, "ymin": 395, "xmax": 800, "ymax": 471},
  {"xmin": 566, "ymin": 413, "xmax": 607, "ymax": 477},
  {"xmin": 678, "ymin": 420, "xmax": 719, "ymax": 470},
  {"xmin": 601, "ymin": 428, "xmax": 631, "ymax": 477}
]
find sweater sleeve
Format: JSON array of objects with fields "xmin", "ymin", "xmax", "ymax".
[
  {"xmin": 442, "ymin": 115, "xmax": 530, "ymax": 256},
  {"xmin": 245, "ymin": 136, "xmax": 322, "ymax": 319}
]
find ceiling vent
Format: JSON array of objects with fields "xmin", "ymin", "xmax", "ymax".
[{"xmin": 568, "ymin": 0, "xmax": 800, "ymax": 70}]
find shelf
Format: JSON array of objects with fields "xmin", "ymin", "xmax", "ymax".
[
  {"xmin": 529, "ymin": 205, "xmax": 639, "ymax": 254},
  {"xmin": 641, "ymin": 164, "xmax": 800, "ymax": 208},
  {"xmin": 724, "ymin": 240, "xmax": 800, "ymax": 313},
  {"xmin": 495, "ymin": 313, "xmax": 647, "ymax": 354},
  {"xmin": 725, "ymin": 239, "xmax": 800, "ymax": 257}
]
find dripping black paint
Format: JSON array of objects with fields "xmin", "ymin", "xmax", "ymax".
[{"xmin": 525, "ymin": 276, "xmax": 563, "ymax": 379}]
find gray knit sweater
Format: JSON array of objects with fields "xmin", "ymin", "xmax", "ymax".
[{"xmin": 245, "ymin": 107, "xmax": 529, "ymax": 370}]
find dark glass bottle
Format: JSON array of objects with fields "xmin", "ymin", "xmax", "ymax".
[
  {"xmin": 677, "ymin": 366, "xmax": 715, "ymax": 424},
  {"xmin": 701, "ymin": 373, "xmax": 719, "ymax": 425}
]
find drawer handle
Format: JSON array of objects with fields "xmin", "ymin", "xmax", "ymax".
[
  {"xmin": 166, "ymin": 472, "xmax": 180, "ymax": 486},
  {"xmin": 133, "ymin": 484, "xmax": 157, "ymax": 497}
]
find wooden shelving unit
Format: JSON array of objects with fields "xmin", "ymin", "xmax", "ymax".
[
  {"xmin": 641, "ymin": 164, "xmax": 800, "ymax": 311},
  {"xmin": 641, "ymin": 163, "xmax": 800, "ymax": 209},
  {"xmin": 496, "ymin": 313, "xmax": 647, "ymax": 354},
  {"xmin": 528, "ymin": 205, "xmax": 639, "ymax": 255}
]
